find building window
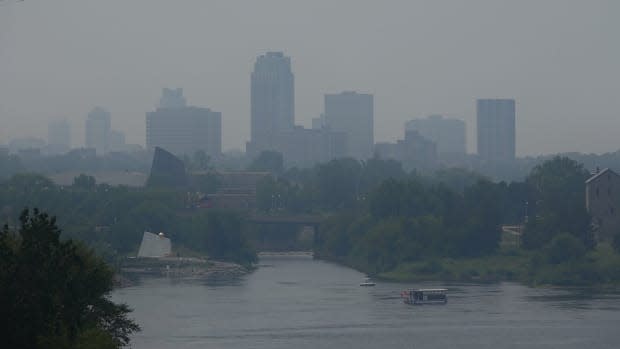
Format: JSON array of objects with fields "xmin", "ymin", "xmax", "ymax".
[
  {"xmin": 596, "ymin": 187, "xmax": 599, "ymax": 197},
  {"xmin": 611, "ymin": 206, "xmax": 615, "ymax": 215}
]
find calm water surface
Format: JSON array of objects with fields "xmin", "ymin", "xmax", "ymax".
[{"xmin": 113, "ymin": 255, "xmax": 620, "ymax": 349}]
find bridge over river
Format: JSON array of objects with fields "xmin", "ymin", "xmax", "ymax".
[
  {"xmin": 245, "ymin": 214, "xmax": 327, "ymax": 252},
  {"xmin": 247, "ymin": 214, "xmax": 325, "ymax": 226}
]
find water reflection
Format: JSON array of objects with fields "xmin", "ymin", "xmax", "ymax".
[{"xmin": 113, "ymin": 255, "xmax": 620, "ymax": 349}]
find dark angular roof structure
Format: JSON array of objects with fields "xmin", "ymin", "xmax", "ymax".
[{"xmin": 146, "ymin": 147, "xmax": 188, "ymax": 188}]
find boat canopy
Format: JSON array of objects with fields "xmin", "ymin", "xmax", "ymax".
[{"xmin": 412, "ymin": 288, "xmax": 447, "ymax": 293}]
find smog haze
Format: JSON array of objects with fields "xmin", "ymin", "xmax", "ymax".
[{"xmin": 0, "ymin": 0, "xmax": 618, "ymax": 155}]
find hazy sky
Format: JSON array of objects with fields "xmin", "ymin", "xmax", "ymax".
[{"xmin": 1, "ymin": 0, "xmax": 618, "ymax": 155}]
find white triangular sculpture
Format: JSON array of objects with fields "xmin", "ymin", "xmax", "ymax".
[{"xmin": 137, "ymin": 231, "xmax": 172, "ymax": 258}]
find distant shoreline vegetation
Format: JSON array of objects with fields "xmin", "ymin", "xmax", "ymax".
[
  {"xmin": 3, "ymin": 154, "xmax": 620, "ymax": 287},
  {"xmin": 0, "ymin": 173, "xmax": 258, "ymax": 267},
  {"xmin": 316, "ymin": 245, "xmax": 620, "ymax": 288},
  {"xmin": 311, "ymin": 157, "xmax": 620, "ymax": 287}
]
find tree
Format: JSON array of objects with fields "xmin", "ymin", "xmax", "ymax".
[
  {"xmin": 192, "ymin": 150, "xmax": 211, "ymax": 171},
  {"xmin": 359, "ymin": 157, "xmax": 406, "ymax": 193},
  {"xmin": 432, "ymin": 167, "xmax": 488, "ymax": 194},
  {"xmin": 546, "ymin": 233, "xmax": 587, "ymax": 264},
  {"xmin": 316, "ymin": 158, "xmax": 362, "ymax": 209},
  {"xmin": 0, "ymin": 209, "xmax": 140, "ymax": 348},
  {"xmin": 522, "ymin": 157, "xmax": 593, "ymax": 249},
  {"xmin": 457, "ymin": 180, "xmax": 503, "ymax": 256},
  {"xmin": 6, "ymin": 173, "xmax": 55, "ymax": 193},
  {"xmin": 613, "ymin": 232, "xmax": 620, "ymax": 254},
  {"xmin": 73, "ymin": 173, "xmax": 97, "ymax": 189},
  {"xmin": 0, "ymin": 153, "xmax": 22, "ymax": 180},
  {"xmin": 184, "ymin": 150, "xmax": 212, "ymax": 172},
  {"xmin": 248, "ymin": 151, "xmax": 284, "ymax": 174}
]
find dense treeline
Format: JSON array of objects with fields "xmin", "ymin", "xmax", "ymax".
[
  {"xmin": 253, "ymin": 154, "xmax": 620, "ymax": 285},
  {"xmin": 0, "ymin": 174, "xmax": 256, "ymax": 265},
  {"xmin": 315, "ymin": 179, "xmax": 503, "ymax": 274},
  {"xmin": 3, "ymin": 151, "xmax": 619, "ymax": 285}
]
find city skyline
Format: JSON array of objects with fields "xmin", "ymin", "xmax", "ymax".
[{"xmin": 0, "ymin": 1, "xmax": 618, "ymax": 156}]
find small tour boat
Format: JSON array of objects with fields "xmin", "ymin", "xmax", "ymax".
[
  {"xmin": 359, "ymin": 278, "xmax": 376, "ymax": 287},
  {"xmin": 401, "ymin": 288, "xmax": 447, "ymax": 305}
]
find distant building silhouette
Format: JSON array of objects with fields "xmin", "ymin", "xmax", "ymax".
[
  {"xmin": 85, "ymin": 107, "xmax": 111, "ymax": 155},
  {"xmin": 8, "ymin": 137, "xmax": 46, "ymax": 154},
  {"xmin": 146, "ymin": 88, "xmax": 222, "ymax": 158},
  {"xmin": 477, "ymin": 99, "xmax": 515, "ymax": 162},
  {"xmin": 47, "ymin": 120, "xmax": 71, "ymax": 155},
  {"xmin": 311, "ymin": 115, "xmax": 324, "ymax": 130},
  {"xmin": 109, "ymin": 130, "xmax": 126, "ymax": 153},
  {"xmin": 375, "ymin": 130, "xmax": 437, "ymax": 172},
  {"xmin": 324, "ymin": 91, "xmax": 373, "ymax": 159},
  {"xmin": 406, "ymin": 114, "xmax": 466, "ymax": 158},
  {"xmin": 274, "ymin": 126, "xmax": 347, "ymax": 168},
  {"xmin": 586, "ymin": 168, "xmax": 620, "ymax": 241},
  {"xmin": 159, "ymin": 87, "xmax": 187, "ymax": 109},
  {"xmin": 247, "ymin": 52, "xmax": 295, "ymax": 156}
]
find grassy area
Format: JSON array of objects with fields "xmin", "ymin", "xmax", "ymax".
[
  {"xmin": 379, "ymin": 244, "xmax": 620, "ymax": 287},
  {"xmin": 527, "ymin": 244, "xmax": 620, "ymax": 286},
  {"xmin": 379, "ymin": 249, "xmax": 531, "ymax": 283}
]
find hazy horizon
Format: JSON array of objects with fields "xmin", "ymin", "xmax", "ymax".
[{"xmin": 1, "ymin": 0, "xmax": 618, "ymax": 156}]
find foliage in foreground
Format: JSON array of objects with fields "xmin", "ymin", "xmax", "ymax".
[{"xmin": 0, "ymin": 209, "xmax": 140, "ymax": 349}]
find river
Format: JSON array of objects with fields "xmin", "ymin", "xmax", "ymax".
[{"xmin": 112, "ymin": 254, "xmax": 620, "ymax": 349}]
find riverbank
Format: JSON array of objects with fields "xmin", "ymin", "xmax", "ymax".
[
  {"xmin": 316, "ymin": 245, "xmax": 620, "ymax": 287},
  {"xmin": 378, "ymin": 252, "xmax": 529, "ymax": 283},
  {"xmin": 114, "ymin": 257, "xmax": 251, "ymax": 287},
  {"xmin": 111, "ymin": 252, "xmax": 620, "ymax": 349}
]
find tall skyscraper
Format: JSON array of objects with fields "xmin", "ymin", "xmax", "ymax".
[
  {"xmin": 85, "ymin": 107, "xmax": 111, "ymax": 155},
  {"xmin": 406, "ymin": 115, "xmax": 466, "ymax": 156},
  {"xmin": 146, "ymin": 88, "xmax": 222, "ymax": 157},
  {"xmin": 47, "ymin": 120, "xmax": 71, "ymax": 154},
  {"xmin": 476, "ymin": 99, "xmax": 516, "ymax": 162},
  {"xmin": 159, "ymin": 88, "xmax": 187, "ymax": 109},
  {"xmin": 247, "ymin": 51, "xmax": 294, "ymax": 156},
  {"xmin": 324, "ymin": 91, "xmax": 374, "ymax": 159}
]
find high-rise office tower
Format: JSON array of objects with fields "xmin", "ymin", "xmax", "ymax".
[
  {"xmin": 248, "ymin": 52, "xmax": 294, "ymax": 156},
  {"xmin": 406, "ymin": 115, "xmax": 466, "ymax": 156},
  {"xmin": 476, "ymin": 99, "xmax": 516, "ymax": 162},
  {"xmin": 85, "ymin": 107, "xmax": 111, "ymax": 155},
  {"xmin": 146, "ymin": 88, "xmax": 222, "ymax": 157},
  {"xmin": 324, "ymin": 91, "xmax": 374, "ymax": 159},
  {"xmin": 159, "ymin": 88, "xmax": 187, "ymax": 109},
  {"xmin": 47, "ymin": 120, "xmax": 71, "ymax": 154}
]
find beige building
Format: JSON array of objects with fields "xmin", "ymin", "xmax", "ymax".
[{"xmin": 585, "ymin": 168, "xmax": 620, "ymax": 240}]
